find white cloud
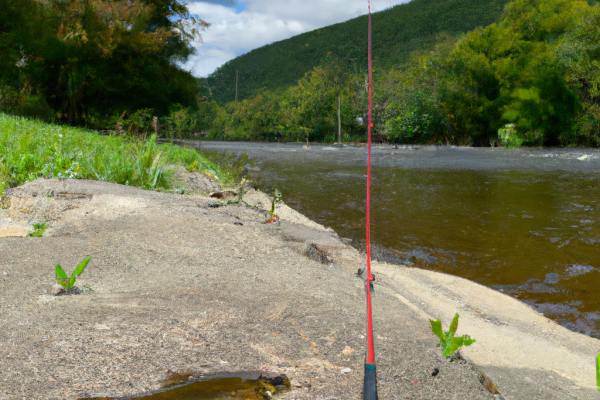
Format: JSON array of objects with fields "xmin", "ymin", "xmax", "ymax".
[{"xmin": 184, "ymin": 0, "xmax": 410, "ymax": 77}]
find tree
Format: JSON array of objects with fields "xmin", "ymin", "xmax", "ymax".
[
  {"xmin": 0, "ymin": 0, "xmax": 208, "ymax": 126},
  {"xmin": 554, "ymin": 4, "xmax": 600, "ymax": 145},
  {"xmin": 442, "ymin": 0, "xmax": 590, "ymax": 145}
]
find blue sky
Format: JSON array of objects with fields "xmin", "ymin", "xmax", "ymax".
[
  {"xmin": 185, "ymin": 0, "xmax": 410, "ymax": 77},
  {"xmin": 233, "ymin": 1, "xmax": 247, "ymax": 13},
  {"xmin": 202, "ymin": 0, "xmax": 247, "ymax": 13}
]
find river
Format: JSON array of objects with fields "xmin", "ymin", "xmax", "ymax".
[{"xmin": 200, "ymin": 142, "xmax": 600, "ymax": 338}]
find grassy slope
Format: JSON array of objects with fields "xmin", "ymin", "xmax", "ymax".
[
  {"xmin": 207, "ymin": 0, "xmax": 513, "ymax": 105},
  {"xmin": 0, "ymin": 114, "xmax": 235, "ymax": 195}
]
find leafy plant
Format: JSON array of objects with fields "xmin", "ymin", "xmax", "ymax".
[
  {"xmin": 497, "ymin": 124, "xmax": 523, "ymax": 149},
  {"xmin": 430, "ymin": 313, "xmax": 476, "ymax": 359},
  {"xmin": 55, "ymin": 257, "xmax": 91, "ymax": 290},
  {"xmin": 27, "ymin": 222, "xmax": 47, "ymax": 237},
  {"xmin": 269, "ymin": 189, "xmax": 283, "ymax": 217}
]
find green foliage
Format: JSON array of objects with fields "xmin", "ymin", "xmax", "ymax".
[
  {"xmin": 380, "ymin": 48, "xmax": 455, "ymax": 144},
  {"xmin": 597, "ymin": 352, "xmax": 600, "ymax": 390},
  {"xmin": 55, "ymin": 257, "xmax": 91, "ymax": 290},
  {"xmin": 206, "ymin": 0, "xmax": 600, "ymax": 147},
  {"xmin": 27, "ymin": 221, "xmax": 47, "ymax": 237},
  {"xmin": 385, "ymin": 91, "xmax": 442, "ymax": 143},
  {"xmin": 0, "ymin": 86, "xmax": 54, "ymax": 122},
  {"xmin": 199, "ymin": 149, "xmax": 253, "ymax": 184},
  {"xmin": 440, "ymin": 0, "xmax": 591, "ymax": 145},
  {"xmin": 208, "ymin": 58, "xmax": 365, "ymax": 142},
  {"xmin": 207, "ymin": 0, "xmax": 513, "ymax": 104},
  {"xmin": 553, "ymin": 4, "xmax": 600, "ymax": 145},
  {"xmin": 111, "ymin": 109, "xmax": 156, "ymax": 137},
  {"xmin": 269, "ymin": 189, "xmax": 283, "ymax": 217},
  {"xmin": 430, "ymin": 313, "xmax": 476, "ymax": 359},
  {"xmin": 0, "ymin": 113, "xmax": 233, "ymax": 196},
  {"xmin": 0, "ymin": 0, "xmax": 205, "ymax": 127},
  {"xmin": 157, "ymin": 102, "xmax": 220, "ymax": 139},
  {"xmin": 497, "ymin": 124, "xmax": 524, "ymax": 148}
]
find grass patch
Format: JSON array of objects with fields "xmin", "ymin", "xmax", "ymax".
[
  {"xmin": 200, "ymin": 148, "xmax": 252, "ymax": 184},
  {"xmin": 0, "ymin": 113, "xmax": 235, "ymax": 195}
]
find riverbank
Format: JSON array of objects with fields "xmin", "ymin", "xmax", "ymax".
[
  {"xmin": 0, "ymin": 114, "xmax": 245, "ymax": 198},
  {"xmin": 0, "ymin": 176, "xmax": 598, "ymax": 399},
  {"xmin": 197, "ymin": 141, "xmax": 600, "ymax": 339}
]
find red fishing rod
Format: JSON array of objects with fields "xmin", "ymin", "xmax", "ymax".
[{"xmin": 363, "ymin": 1, "xmax": 378, "ymax": 399}]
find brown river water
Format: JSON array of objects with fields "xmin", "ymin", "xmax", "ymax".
[{"xmin": 200, "ymin": 142, "xmax": 600, "ymax": 338}]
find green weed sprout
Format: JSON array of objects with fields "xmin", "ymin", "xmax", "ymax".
[
  {"xmin": 269, "ymin": 189, "xmax": 283, "ymax": 217},
  {"xmin": 430, "ymin": 313, "xmax": 476, "ymax": 359},
  {"xmin": 55, "ymin": 257, "xmax": 92, "ymax": 290},
  {"xmin": 597, "ymin": 352, "xmax": 600, "ymax": 391},
  {"xmin": 27, "ymin": 222, "xmax": 47, "ymax": 237}
]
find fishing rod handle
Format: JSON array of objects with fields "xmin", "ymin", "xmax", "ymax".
[{"xmin": 363, "ymin": 363, "xmax": 378, "ymax": 400}]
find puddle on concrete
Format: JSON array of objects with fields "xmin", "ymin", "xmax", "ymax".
[{"xmin": 81, "ymin": 372, "xmax": 289, "ymax": 400}]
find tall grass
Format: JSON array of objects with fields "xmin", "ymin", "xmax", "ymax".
[{"xmin": 0, "ymin": 113, "xmax": 231, "ymax": 195}]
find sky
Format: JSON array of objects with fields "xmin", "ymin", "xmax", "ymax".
[{"xmin": 185, "ymin": 0, "xmax": 411, "ymax": 77}]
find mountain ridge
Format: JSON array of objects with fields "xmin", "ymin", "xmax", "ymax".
[{"xmin": 206, "ymin": 0, "xmax": 513, "ymax": 104}]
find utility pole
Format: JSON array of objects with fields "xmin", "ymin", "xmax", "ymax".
[
  {"xmin": 338, "ymin": 96, "xmax": 342, "ymax": 144},
  {"xmin": 235, "ymin": 69, "xmax": 239, "ymax": 103}
]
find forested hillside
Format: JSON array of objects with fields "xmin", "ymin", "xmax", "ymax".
[
  {"xmin": 207, "ymin": 0, "xmax": 513, "ymax": 104},
  {"xmin": 206, "ymin": 0, "xmax": 600, "ymax": 147}
]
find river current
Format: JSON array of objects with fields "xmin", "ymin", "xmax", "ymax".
[{"xmin": 202, "ymin": 142, "xmax": 600, "ymax": 338}]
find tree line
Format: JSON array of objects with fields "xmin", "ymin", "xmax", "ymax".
[{"xmin": 203, "ymin": 0, "xmax": 600, "ymax": 147}]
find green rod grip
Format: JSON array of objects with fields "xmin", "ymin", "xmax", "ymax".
[
  {"xmin": 597, "ymin": 353, "xmax": 600, "ymax": 391},
  {"xmin": 363, "ymin": 363, "xmax": 378, "ymax": 400}
]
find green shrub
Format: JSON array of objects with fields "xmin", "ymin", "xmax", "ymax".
[
  {"xmin": 497, "ymin": 124, "xmax": 523, "ymax": 148},
  {"xmin": 0, "ymin": 86, "xmax": 54, "ymax": 122}
]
